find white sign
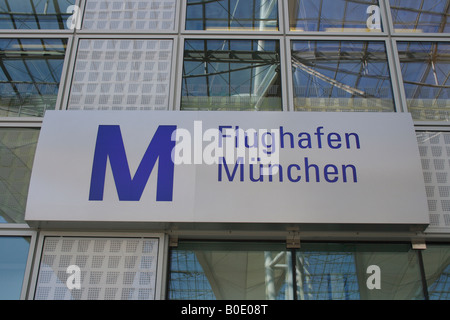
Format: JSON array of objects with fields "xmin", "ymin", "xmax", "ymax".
[{"xmin": 26, "ymin": 111, "xmax": 429, "ymax": 227}]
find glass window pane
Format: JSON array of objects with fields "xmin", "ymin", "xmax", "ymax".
[
  {"xmin": 421, "ymin": 244, "xmax": 450, "ymax": 299},
  {"xmin": 0, "ymin": 236, "xmax": 31, "ymax": 300},
  {"xmin": 295, "ymin": 243, "xmax": 425, "ymax": 300},
  {"xmin": 168, "ymin": 242, "xmax": 292, "ymax": 300},
  {"xmin": 181, "ymin": 39, "xmax": 282, "ymax": 111},
  {"xmin": 390, "ymin": 0, "xmax": 450, "ymax": 33},
  {"xmin": 0, "ymin": 38, "xmax": 67, "ymax": 117},
  {"xmin": 186, "ymin": 0, "xmax": 279, "ymax": 31},
  {"xmin": 0, "ymin": 128, "xmax": 39, "ymax": 224},
  {"xmin": 398, "ymin": 42, "xmax": 450, "ymax": 121},
  {"xmin": 289, "ymin": 0, "xmax": 383, "ymax": 32},
  {"xmin": 0, "ymin": 0, "xmax": 75, "ymax": 30},
  {"xmin": 291, "ymin": 40, "xmax": 395, "ymax": 112}
]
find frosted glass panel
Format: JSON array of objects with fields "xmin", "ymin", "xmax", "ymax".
[
  {"xmin": 83, "ymin": 0, "xmax": 176, "ymax": 31},
  {"xmin": 35, "ymin": 237, "xmax": 159, "ymax": 300},
  {"xmin": 68, "ymin": 39, "xmax": 173, "ymax": 111}
]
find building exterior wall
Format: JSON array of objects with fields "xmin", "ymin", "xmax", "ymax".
[{"xmin": 0, "ymin": 0, "xmax": 449, "ymax": 300}]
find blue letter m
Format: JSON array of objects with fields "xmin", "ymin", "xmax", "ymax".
[{"xmin": 89, "ymin": 125, "xmax": 177, "ymax": 202}]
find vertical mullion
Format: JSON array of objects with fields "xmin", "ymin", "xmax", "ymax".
[
  {"xmin": 290, "ymin": 248, "xmax": 298, "ymax": 300},
  {"xmin": 417, "ymin": 250, "xmax": 430, "ymax": 300}
]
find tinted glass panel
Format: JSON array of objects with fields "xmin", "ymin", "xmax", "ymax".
[
  {"xmin": 390, "ymin": 0, "xmax": 450, "ymax": 33},
  {"xmin": 0, "ymin": 0, "xmax": 75, "ymax": 30},
  {"xmin": 169, "ymin": 242, "xmax": 426, "ymax": 300},
  {"xmin": 398, "ymin": 42, "xmax": 450, "ymax": 121},
  {"xmin": 421, "ymin": 244, "xmax": 450, "ymax": 300},
  {"xmin": 181, "ymin": 39, "xmax": 282, "ymax": 111},
  {"xmin": 291, "ymin": 40, "xmax": 395, "ymax": 112},
  {"xmin": 289, "ymin": 0, "xmax": 383, "ymax": 32},
  {"xmin": 0, "ymin": 38, "xmax": 67, "ymax": 117},
  {"xmin": 0, "ymin": 128, "xmax": 39, "ymax": 223},
  {"xmin": 186, "ymin": 0, "xmax": 279, "ymax": 31},
  {"xmin": 169, "ymin": 242, "xmax": 291, "ymax": 300},
  {"xmin": 0, "ymin": 236, "xmax": 30, "ymax": 300},
  {"xmin": 295, "ymin": 243, "xmax": 425, "ymax": 300}
]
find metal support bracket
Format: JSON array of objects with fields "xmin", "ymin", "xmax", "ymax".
[
  {"xmin": 286, "ymin": 231, "xmax": 301, "ymax": 249},
  {"xmin": 412, "ymin": 239, "xmax": 426, "ymax": 250},
  {"xmin": 169, "ymin": 235, "xmax": 179, "ymax": 248}
]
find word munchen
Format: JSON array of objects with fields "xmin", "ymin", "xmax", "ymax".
[{"xmin": 172, "ymin": 121, "xmax": 361, "ymax": 183}]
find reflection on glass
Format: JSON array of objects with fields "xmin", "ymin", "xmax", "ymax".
[
  {"xmin": 289, "ymin": 0, "xmax": 382, "ymax": 32},
  {"xmin": 0, "ymin": 128, "xmax": 39, "ymax": 224},
  {"xmin": 390, "ymin": 0, "xmax": 450, "ymax": 33},
  {"xmin": 186, "ymin": 0, "xmax": 279, "ymax": 31},
  {"xmin": 0, "ymin": 38, "xmax": 67, "ymax": 117},
  {"xmin": 0, "ymin": 237, "xmax": 30, "ymax": 300},
  {"xmin": 169, "ymin": 242, "xmax": 291, "ymax": 300},
  {"xmin": 169, "ymin": 242, "xmax": 427, "ymax": 300},
  {"xmin": 421, "ymin": 245, "xmax": 450, "ymax": 300},
  {"xmin": 0, "ymin": 0, "xmax": 75, "ymax": 30},
  {"xmin": 291, "ymin": 40, "xmax": 394, "ymax": 112},
  {"xmin": 398, "ymin": 42, "xmax": 450, "ymax": 121},
  {"xmin": 295, "ymin": 243, "xmax": 425, "ymax": 300},
  {"xmin": 181, "ymin": 39, "xmax": 282, "ymax": 111}
]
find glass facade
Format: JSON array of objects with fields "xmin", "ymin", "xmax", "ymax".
[
  {"xmin": 181, "ymin": 39, "xmax": 282, "ymax": 111},
  {"xmin": 289, "ymin": 0, "xmax": 383, "ymax": 32},
  {"xmin": 422, "ymin": 244, "xmax": 450, "ymax": 300},
  {"xmin": 0, "ymin": 0, "xmax": 448, "ymax": 301},
  {"xmin": 186, "ymin": 0, "xmax": 279, "ymax": 31},
  {"xmin": 291, "ymin": 40, "xmax": 395, "ymax": 112},
  {"xmin": 398, "ymin": 42, "xmax": 450, "ymax": 121},
  {"xmin": 0, "ymin": 236, "xmax": 31, "ymax": 299},
  {"xmin": 389, "ymin": 0, "xmax": 450, "ymax": 33},
  {"xmin": 0, "ymin": 128, "xmax": 39, "ymax": 224},
  {"xmin": 295, "ymin": 243, "xmax": 424, "ymax": 300},
  {"xmin": 0, "ymin": 0, "xmax": 75, "ymax": 30},
  {"xmin": 169, "ymin": 242, "xmax": 290, "ymax": 300},
  {"xmin": 0, "ymin": 38, "xmax": 67, "ymax": 117},
  {"xmin": 169, "ymin": 241, "xmax": 431, "ymax": 300}
]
